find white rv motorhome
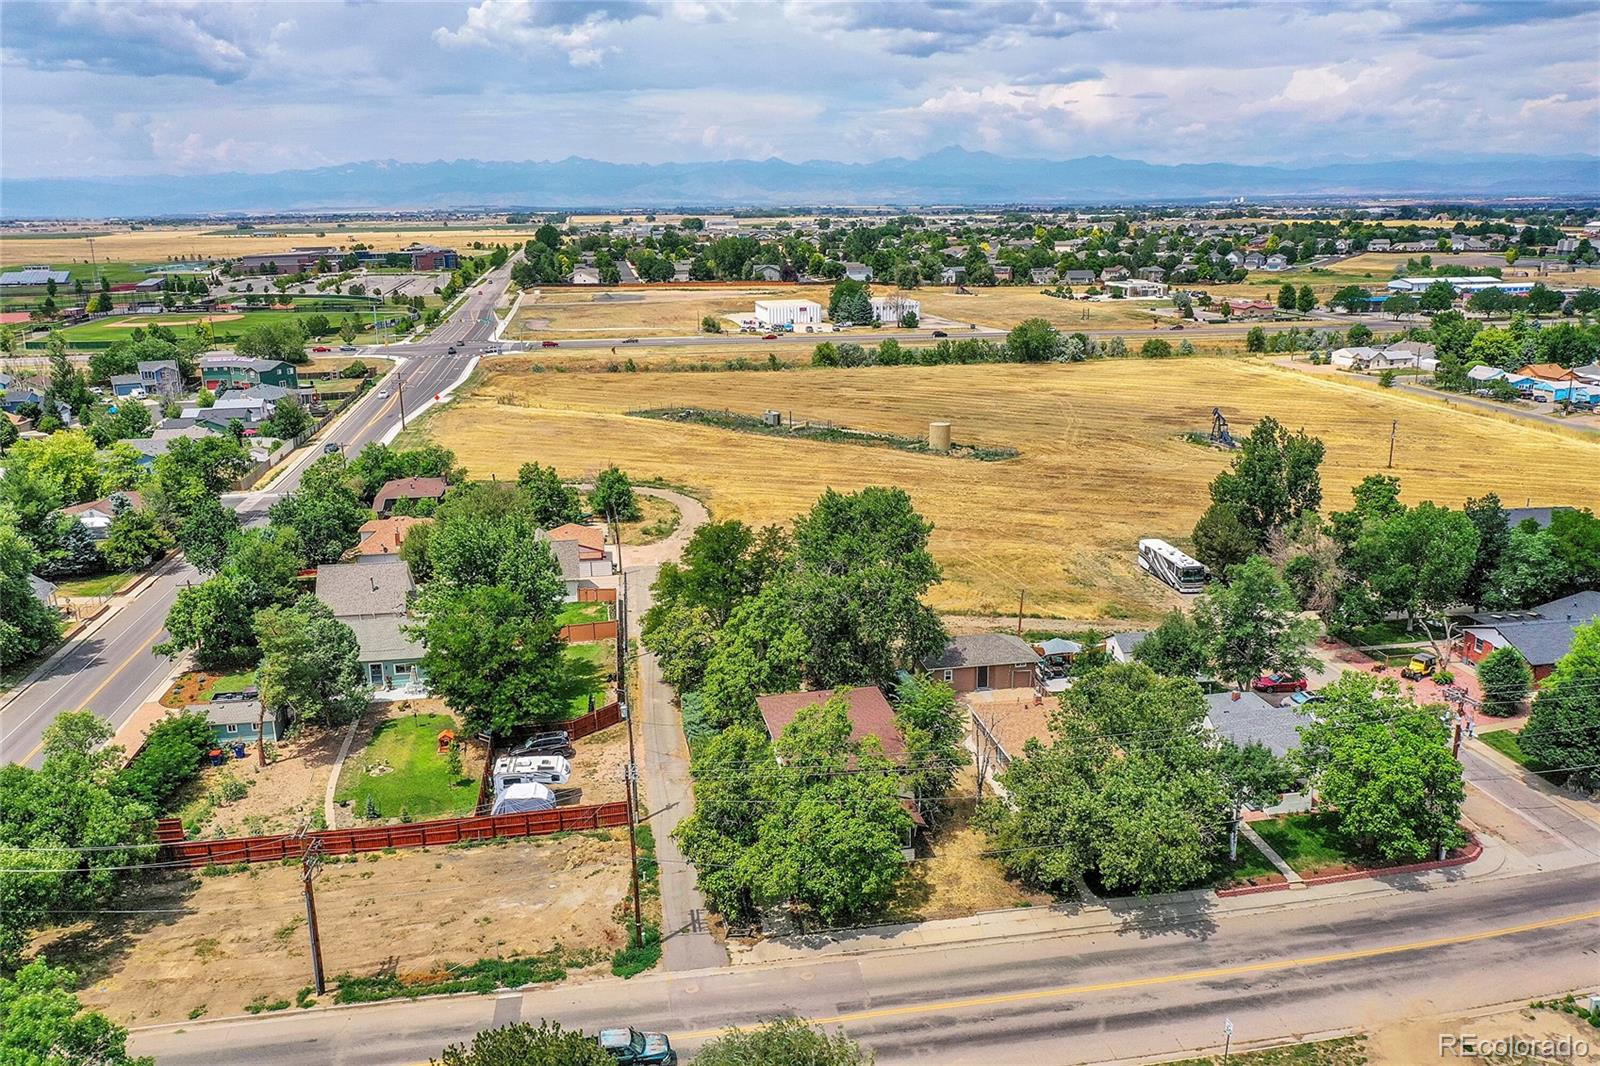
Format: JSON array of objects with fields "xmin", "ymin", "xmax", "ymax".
[
  {"xmin": 491, "ymin": 754, "xmax": 572, "ymax": 793},
  {"xmin": 1137, "ymin": 538, "xmax": 1209, "ymax": 594}
]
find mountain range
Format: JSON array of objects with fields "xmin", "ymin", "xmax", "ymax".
[{"xmin": 5, "ymin": 149, "xmax": 1598, "ymax": 217}]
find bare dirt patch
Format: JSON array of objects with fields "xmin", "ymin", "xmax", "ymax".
[
  {"xmin": 42, "ymin": 833, "xmax": 630, "ymax": 1025},
  {"xmin": 566, "ymin": 720, "xmax": 631, "ymax": 807},
  {"xmin": 178, "ymin": 724, "xmax": 347, "ymax": 838},
  {"xmin": 105, "ymin": 313, "xmax": 243, "ymax": 328}
]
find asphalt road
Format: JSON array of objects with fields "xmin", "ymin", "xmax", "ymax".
[
  {"xmin": 128, "ymin": 863, "xmax": 1600, "ymax": 1065},
  {"xmin": 0, "ymin": 263, "xmax": 515, "ymax": 767}
]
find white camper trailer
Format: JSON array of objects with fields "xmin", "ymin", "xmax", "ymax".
[
  {"xmin": 491, "ymin": 781, "xmax": 556, "ymax": 816},
  {"xmin": 492, "ymin": 754, "xmax": 572, "ymax": 793}
]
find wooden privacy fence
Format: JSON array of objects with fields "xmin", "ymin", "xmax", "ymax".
[
  {"xmin": 155, "ymin": 801, "xmax": 630, "ymax": 868},
  {"xmin": 566, "ymin": 700, "xmax": 624, "ymax": 741},
  {"xmin": 578, "ymin": 587, "xmax": 617, "ymax": 603},
  {"xmin": 558, "ymin": 620, "xmax": 619, "ymax": 642}
]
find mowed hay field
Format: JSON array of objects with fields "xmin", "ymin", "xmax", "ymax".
[
  {"xmin": 914, "ymin": 286, "xmax": 1167, "ymax": 330},
  {"xmin": 422, "ymin": 357, "xmax": 1600, "ymax": 621},
  {"xmin": 513, "ymin": 285, "xmax": 802, "ymax": 338}
]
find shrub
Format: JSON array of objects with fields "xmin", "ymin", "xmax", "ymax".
[
  {"xmin": 1478, "ymin": 646, "xmax": 1533, "ymax": 717},
  {"xmin": 122, "ymin": 712, "xmax": 213, "ymax": 813},
  {"xmin": 1378, "ymin": 369, "xmax": 1397, "ymax": 388}
]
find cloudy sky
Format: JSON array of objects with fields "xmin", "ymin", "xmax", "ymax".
[{"xmin": 2, "ymin": 0, "xmax": 1597, "ymax": 178}]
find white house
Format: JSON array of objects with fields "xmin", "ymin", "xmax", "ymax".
[
  {"xmin": 843, "ymin": 262, "xmax": 873, "ymax": 282},
  {"xmin": 1329, "ymin": 346, "xmax": 1383, "ymax": 368},
  {"xmin": 1106, "ymin": 279, "xmax": 1168, "ymax": 298},
  {"xmin": 754, "ymin": 299, "xmax": 823, "ymax": 328},
  {"xmin": 870, "ymin": 295, "xmax": 920, "ymax": 324}
]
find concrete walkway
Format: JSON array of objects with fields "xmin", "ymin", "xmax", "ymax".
[{"xmin": 1238, "ymin": 822, "xmax": 1304, "ymax": 887}]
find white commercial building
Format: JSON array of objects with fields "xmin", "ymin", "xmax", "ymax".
[
  {"xmin": 754, "ymin": 299, "xmax": 824, "ymax": 328},
  {"xmin": 870, "ymin": 295, "xmax": 921, "ymax": 323}
]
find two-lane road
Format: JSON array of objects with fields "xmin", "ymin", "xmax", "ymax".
[{"xmin": 0, "ymin": 263, "xmax": 515, "ymax": 766}]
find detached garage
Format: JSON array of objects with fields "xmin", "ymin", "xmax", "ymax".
[{"xmin": 924, "ymin": 634, "xmax": 1039, "ymax": 693}]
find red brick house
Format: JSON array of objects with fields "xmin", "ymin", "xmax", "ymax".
[
  {"xmin": 1458, "ymin": 590, "xmax": 1598, "ymax": 683},
  {"xmin": 924, "ymin": 634, "xmax": 1039, "ymax": 693}
]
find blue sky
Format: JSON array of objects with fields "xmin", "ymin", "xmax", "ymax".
[{"xmin": 2, "ymin": 0, "xmax": 1597, "ymax": 178}]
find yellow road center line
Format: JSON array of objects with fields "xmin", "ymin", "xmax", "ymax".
[{"xmin": 672, "ymin": 907, "xmax": 1600, "ymax": 1038}]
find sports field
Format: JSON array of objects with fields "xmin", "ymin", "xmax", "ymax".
[
  {"xmin": 52, "ymin": 308, "xmax": 369, "ymax": 345},
  {"xmin": 417, "ymin": 357, "xmax": 1600, "ymax": 621}
]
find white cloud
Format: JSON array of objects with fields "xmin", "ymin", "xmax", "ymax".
[{"xmin": 434, "ymin": 0, "xmax": 665, "ymax": 66}]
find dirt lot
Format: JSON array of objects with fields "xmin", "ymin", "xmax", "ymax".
[
  {"xmin": 565, "ymin": 720, "xmax": 631, "ymax": 806},
  {"xmin": 914, "ymin": 286, "xmax": 1168, "ymax": 330},
  {"xmin": 39, "ymin": 833, "xmax": 631, "ymax": 1025},
  {"xmin": 177, "ymin": 724, "xmax": 346, "ymax": 838},
  {"xmin": 511, "ymin": 285, "xmax": 799, "ymax": 339},
  {"xmin": 418, "ymin": 356, "xmax": 1600, "ymax": 620}
]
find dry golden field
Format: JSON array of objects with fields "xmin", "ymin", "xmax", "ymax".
[
  {"xmin": 420, "ymin": 357, "xmax": 1600, "ymax": 621},
  {"xmin": 914, "ymin": 286, "xmax": 1168, "ymax": 330},
  {"xmin": 0, "ymin": 223, "xmax": 541, "ymax": 266},
  {"xmin": 512, "ymin": 285, "xmax": 800, "ymax": 338}
]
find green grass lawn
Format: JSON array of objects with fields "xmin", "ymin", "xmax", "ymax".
[
  {"xmin": 210, "ymin": 668, "xmax": 258, "ymax": 695},
  {"xmin": 1250, "ymin": 813, "xmax": 1365, "ymax": 876},
  {"xmin": 563, "ymin": 643, "xmax": 611, "ymax": 716},
  {"xmin": 555, "ymin": 600, "xmax": 610, "ymax": 626},
  {"xmin": 1164, "ymin": 1035, "xmax": 1368, "ymax": 1066},
  {"xmin": 335, "ymin": 712, "xmax": 478, "ymax": 821},
  {"xmin": 52, "ymin": 571, "xmax": 135, "ymax": 598},
  {"xmin": 1210, "ymin": 835, "xmax": 1282, "ymax": 887},
  {"xmin": 1479, "ymin": 729, "xmax": 1539, "ymax": 768}
]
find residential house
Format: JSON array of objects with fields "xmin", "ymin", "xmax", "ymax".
[
  {"xmin": 1099, "ymin": 265, "xmax": 1130, "ymax": 282},
  {"xmin": 1504, "ymin": 506, "xmax": 1575, "ymax": 529},
  {"xmin": 756, "ymin": 686, "xmax": 907, "ymax": 759},
  {"xmin": 539, "ymin": 534, "xmax": 582, "ymax": 601},
  {"xmin": 923, "ymin": 634, "xmax": 1039, "ymax": 693},
  {"xmin": 843, "ymin": 262, "xmax": 873, "ymax": 282},
  {"xmin": 199, "ymin": 355, "xmax": 298, "ymax": 392},
  {"xmin": 109, "ymin": 374, "xmax": 147, "ymax": 399},
  {"xmin": 1459, "ymin": 590, "xmax": 1600, "ymax": 683},
  {"xmin": 60, "ymin": 490, "xmax": 145, "ymax": 541},
  {"xmin": 182, "ymin": 393, "xmax": 269, "ymax": 424},
  {"xmin": 751, "ymin": 264, "xmax": 784, "ymax": 282},
  {"xmin": 939, "ymin": 266, "xmax": 967, "ymax": 285},
  {"xmin": 1517, "ymin": 364, "xmax": 1591, "ymax": 402},
  {"xmin": 352, "ymin": 515, "xmax": 432, "ymax": 558},
  {"xmin": 1227, "ymin": 299, "xmax": 1276, "ymax": 318},
  {"xmin": 314, "ymin": 556, "xmax": 425, "ymax": 692},
  {"xmin": 545, "ymin": 522, "xmax": 612, "ymax": 577},
  {"xmin": 570, "ymin": 266, "xmax": 601, "ymax": 285},
  {"xmin": 1104, "ymin": 631, "xmax": 1148, "ymax": 663},
  {"xmin": 136, "ymin": 360, "xmax": 184, "ymax": 399},
  {"xmin": 372, "ymin": 476, "xmax": 449, "ymax": 515},
  {"xmin": 1029, "ymin": 267, "xmax": 1059, "ymax": 285},
  {"xmin": 193, "ymin": 699, "xmax": 284, "ymax": 745},
  {"xmin": 1204, "ymin": 690, "xmax": 1301, "ymax": 757},
  {"xmin": 1368, "ymin": 238, "xmax": 1392, "ymax": 251},
  {"xmin": 992, "ymin": 264, "xmax": 1014, "ymax": 283},
  {"xmin": 1137, "ymin": 266, "xmax": 1167, "ymax": 282},
  {"xmin": 1264, "ymin": 254, "xmax": 1289, "ymax": 271},
  {"xmin": 1571, "ymin": 362, "xmax": 1600, "ymax": 386},
  {"xmin": 1062, "ymin": 269, "xmax": 1097, "ymax": 286},
  {"xmin": 1243, "ymin": 252, "xmax": 1267, "ymax": 271},
  {"xmin": 122, "ymin": 426, "xmax": 213, "ymax": 467},
  {"xmin": 1330, "ymin": 346, "xmax": 1384, "ymax": 369}
]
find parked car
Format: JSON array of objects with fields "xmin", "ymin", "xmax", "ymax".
[
  {"xmin": 507, "ymin": 731, "xmax": 572, "ymax": 757},
  {"xmin": 542, "ymin": 340, "xmax": 560, "ymax": 347},
  {"xmin": 1401, "ymin": 651, "xmax": 1438, "ymax": 681},
  {"xmin": 931, "ymin": 330, "xmax": 948, "ymax": 337},
  {"xmin": 339, "ymin": 345, "xmax": 357, "ymax": 352},
  {"xmin": 312, "ymin": 345, "xmax": 331, "ymax": 352},
  {"xmin": 598, "ymin": 1028, "xmax": 676, "ymax": 1065},
  {"xmin": 1253, "ymin": 673, "xmax": 1308, "ymax": 693},
  {"xmin": 1288, "ymin": 691, "xmax": 1324, "ymax": 708}
]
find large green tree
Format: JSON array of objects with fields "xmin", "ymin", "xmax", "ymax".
[
  {"xmin": 515, "ymin": 462, "xmax": 583, "ymax": 527},
  {"xmin": 1005, "ymin": 317, "xmax": 1063, "ymax": 362},
  {"xmin": 694, "ymin": 1019, "xmax": 873, "ymax": 1066},
  {"xmin": 1133, "ymin": 609, "xmax": 1209, "ymax": 680},
  {"xmin": 0, "ymin": 522, "xmax": 63, "ymax": 670},
  {"xmin": 0, "ymin": 959, "xmax": 152, "ymax": 1066},
  {"xmin": 588, "ymin": 465, "xmax": 641, "ymax": 522},
  {"xmin": 1297, "ymin": 673, "xmax": 1465, "ymax": 863},
  {"xmin": 268, "ymin": 453, "xmax": 368, "ymax": 565},
  {"xmin": 416, "ymin": 584, "xmax": 581, "ymax": 736},
  {"xmin": 1207, "ymin": 416, "xmax": 1325, "ymax": 544},
  {"xmin": 255, "ymin": 595, "xmax": 369, "ymax": 730},
  {"xmin": 1518, "ymin": 620, "xmax": 1600, "ymax": 791},
  {"xmin": 1193, "ymin": 556, "xmax": 1316, "ymax": 689},
  {"xmin": 1477, "ymin": 646, "xmax": 1533, "ymax": 717}
]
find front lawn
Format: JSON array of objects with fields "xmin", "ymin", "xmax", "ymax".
[
  {"xmin": 335, "ymin": 711, "xmax": 479, "ymax": 821},
  {"xmin": 555, "ymin": 600, "xmax": 611, "ymax": 626},
  {"xmin": 54, "ymin": 571, "xmax": 136, "ymax": 598},
  {"xmin": 1479, "ymin": 729, "xmax": 1539, "ymax": 768},
  {"xmin": 1250, "ymin": 813, "xmax": 1366, "ymax": 876},
  {"xmin": 1210, "ymin": 835, "xmax": 1283, "ymax": 888}
]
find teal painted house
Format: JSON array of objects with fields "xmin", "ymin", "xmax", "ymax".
[
  {"xmin": 194, "ymin": 699, "xmax": 285, "ymax": 745},
  {"xmin": 315, "ymin": 557, "xmax": 428, "ymax": 697},
  {"xmin": 199, "ymin": 355, "xmax": 300, "ymax": 392}
]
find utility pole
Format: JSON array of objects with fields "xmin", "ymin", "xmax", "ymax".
[
  {"xmin": 1222, "ymin": 1018, "xmax": 1234, "ymax": 1064},
  {"xmin": 299, "ymin": 836, "xmax": 327, "ymax": 995},
  {"xmin": 623, "ymin": 763, "xmax": 644, "ymax": 948},
  {"xmin": 397, "ymin": 373, "xmax": 407, "ymax": 429},
  {"xmin": 1387, "ymin": 420, "xmax": 1398, "ymax": 468},
  {"xmin": 1016, "ymin": 590, "xmax": 1025, "ymax": 636}
]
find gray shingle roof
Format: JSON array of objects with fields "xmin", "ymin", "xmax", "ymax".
[
  {"xmin": 1504, "ymin": 507, "xmax": 1573, "ymax": 530},
  {"xmin": 547, "ymin": 537, "xmax": 580, "ymax": 582},
  {"xmin": 189, "ymin": 699, "xmax": 267, "ymax": 727},
  {"xmin": 342, "ymin": 615, "xmax": 423, "ymax": 663},
  {"xmin": 1206, "ymin": 690, "xmax": 1303, "ymax": 757},
  {"xmin": 924, "ymin": 633, "xmax": 1039, "ymax": 671},
  {"xmin": 315, "ymin": 558, "xmax": 414, "ymax": 617},
  {"xmin": 1106, "ymin": 631, "xmax": 1149, "ymax": 660},
  {"xmin": 1534, "ymin": 590, "xmax": 1600, "ymax": 622},
  {"xmin": 1467, "ymin": 620, "xmax": 1580, "ymax": 667}
]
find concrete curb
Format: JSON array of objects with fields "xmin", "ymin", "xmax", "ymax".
[{"xmin": 379, "ymin": 355, "xmax": 479, "ymax": 445}]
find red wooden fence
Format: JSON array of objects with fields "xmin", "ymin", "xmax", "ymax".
[
  {"xmin": 558, "ymin": 620, "xmax": 619, "ymax": 642},
  {"xmin": 578, "ymin": 587, "xmax": 617, "ymax": 603},
  {"xmin": 156, "ymin": 801, "xmax": 630, "ymax": 867}
]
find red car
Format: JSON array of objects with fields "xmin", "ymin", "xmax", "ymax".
[
  {"xmin": 762, "ymin": 333, "xmax": 778, "ymax": 340},
  {"xmin": 312, "ymin": 345, "xmax": 331, "ymax": 352},
  {"xmin": 542, "ymin": 340, "xmax": 560, "ymax": 348},
  {"xmin": 1253, "ymin": 673, "xmax": 1308, "ymax": 693}
]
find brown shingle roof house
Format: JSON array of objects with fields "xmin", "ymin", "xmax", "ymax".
[
  {"xmin": 373, "ymin": 477, "xmax": 448, "ymax": 515},
  {"xmin": 755, "ymin": 685, "xmax": 907, "ymax": 757},
  {"xmin": 924, "ymin": 634, "xmax": 1039, "ymax": 693},
  {"xmin": 353, "ymin": 515, "xmax": 432, "ymax": 557},
  {"xmin": 545, "ymin": 522, "xmax": 606, "ymax": 561}
]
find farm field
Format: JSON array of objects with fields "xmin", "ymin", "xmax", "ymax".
[
  {"xmin": 0, "ymin": 223, "xmax": 537, "ymax": 266},
  {"xmin": 420, "ymin": 356, "xmax": 1600, "ymax": 620},
  {"xmin": 913, "ymin": 286, "xmax": 1168, "ymax": 330}
]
